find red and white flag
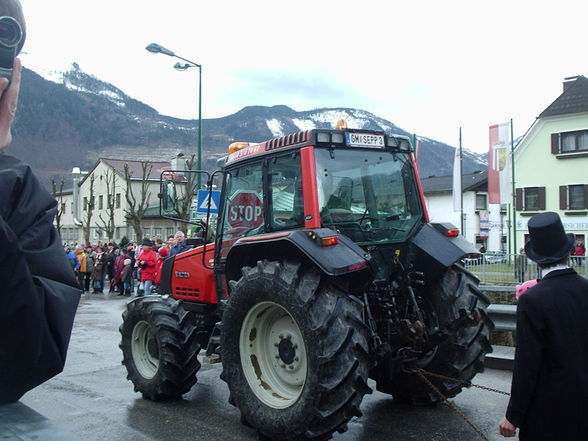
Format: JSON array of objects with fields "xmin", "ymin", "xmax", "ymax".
[{"xmin": 488, "ymin": 122, "xmax": 512, "ymax": 204}]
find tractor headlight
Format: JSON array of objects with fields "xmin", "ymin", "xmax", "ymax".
[
  {"xmin": 331, "ymin": 133, "xmax": 345, "ymax": 144},
  {"xmin": 317, "ymin": 132, "xmax": 330, "ymax": 143}
]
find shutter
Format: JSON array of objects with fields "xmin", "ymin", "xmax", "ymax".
[
  {"xmin": 516, "ymin": 188, "xmax": 524, "ymax": 211},
  {"xmin": 538, "ymin": 187, "xmax": 546, "ymax": 210},
  {"xmin": 551, "ymin": 133, "xmax": 560, "ymax": 154},
  {"xmin": 584, "ymin": 185, "xmax": 588, "ymax": 209},
  {"xmin": 560, "ymin": 186, "xmax": 568, "ymax": 210}
]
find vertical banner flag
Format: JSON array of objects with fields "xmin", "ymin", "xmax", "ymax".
[
  {"xmin": 488, "ymin": 122, "xmax": 512, "ymax": 204},
  {"xmin": 452, "ymin": 145, "xmax": 462, "ymax": 211}
]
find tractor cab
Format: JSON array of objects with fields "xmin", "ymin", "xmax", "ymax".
[{"xmin": 215, "ymin": 128, "xmax": 425, "ymax": 241}]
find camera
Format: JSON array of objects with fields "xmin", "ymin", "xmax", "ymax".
[{"xmin": 0, "ymin": 16, "xmax": 22, "ymax": 84}]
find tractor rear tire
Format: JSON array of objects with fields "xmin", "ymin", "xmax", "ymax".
[
  {"xmin": 379, "ymin": 263, "xmax": 493, "ymax": 405},
  {"xmin": 119, "ymin": 296, "xmax": 201, "ymax": 400},
  {"xmin": 220, "ymin": 260, "xmax": 372, "ymax": 441}
]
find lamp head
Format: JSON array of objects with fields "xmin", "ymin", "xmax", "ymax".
[
  {"xmin": 145, "ymin": 42, "xmax": 175, "ymax": 57},
  {"xmin": 174, "ymin": 62, "xmax": 190, "ymax": 71}
]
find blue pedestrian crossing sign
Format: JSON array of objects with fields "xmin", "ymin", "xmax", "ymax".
[{"xmin": 196, "ymin": 190, "xmax": 221, "ymax": 214}]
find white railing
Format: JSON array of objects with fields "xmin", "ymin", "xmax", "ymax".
[{"xmin": 464, "ymin": 253, "xmax": 588, "ymax": 285}]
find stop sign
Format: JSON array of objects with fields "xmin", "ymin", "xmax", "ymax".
[{"xmin": 228, "ymin": 191, "xmax": 264, "ymax": 229}]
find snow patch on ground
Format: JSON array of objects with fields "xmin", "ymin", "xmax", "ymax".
[
  {"xmin": 266, "ymin": 119, "xmax": 284, "ymax": 137},
  {"xmin": 292, "ymin": 118, "xmax": 316, "ymax": 131},
  {"xmin": 309, "ymin": 110, "xmax": 368, "ymax": 130}
]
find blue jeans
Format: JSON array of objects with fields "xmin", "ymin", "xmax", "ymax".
[
  {"xmin": 123, "ymin": 282, "xmax": 131, "ymax": 295},
  {"xmin": 143, "ymin": 280, "xmax": 153, "ymax": 295},
  {"xmin": 138, "ymin": 280, "xmax": 153, "ymax": 296}
]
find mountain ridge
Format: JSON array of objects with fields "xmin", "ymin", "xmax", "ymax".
[{"xmin": 6, "ymin": 64, "xmax": 486, "ymax": 187}]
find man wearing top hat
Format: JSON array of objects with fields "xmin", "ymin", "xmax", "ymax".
[{"xmin": 499, "ymin": 212, "xmax": 588, "ymax": 440}]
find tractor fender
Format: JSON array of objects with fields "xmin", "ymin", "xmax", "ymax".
[
  {"xmin": 225, "ymin": 228, "xmax": 372, "ymax": 283},
  {"xmin": 410, "ymin": 223, "xmax": 478, "ymax": 283}
]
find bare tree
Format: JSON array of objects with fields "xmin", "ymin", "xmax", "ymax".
[
  {"xmin": 172, "ymin": 154, "xmax": 198, "ymax": 234},
  {"xmin": 50, "ymin": 178, "xmax": 65, "ymax": 237},
  {"xmin": 96, "ymin": 168, "xmax": 117, "ymax": 241},
  {"xmin": 124, "ymin": 161, "xmax": 152, "ymax": 241},
  {"xmin": 82, "ymin": 174, "xmax": 96, "ymax": 245}
]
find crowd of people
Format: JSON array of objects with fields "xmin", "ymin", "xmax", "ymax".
[{"xmin": 62, "ymin": 230, "xmax": 193, "ymax": 296}]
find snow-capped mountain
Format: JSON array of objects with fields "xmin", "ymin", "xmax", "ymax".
[{"xmin": 9, "ymin": 63, "xmax": 485, "ymax": 186}]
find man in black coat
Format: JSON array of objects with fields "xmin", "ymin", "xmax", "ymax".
[
  {"xmin": 0, "ymin": 0, "xmax": 81, "ymax": 403},
  {"xmin": 499, "ymin": 212, "xmax": 588, "ymax": 439}
]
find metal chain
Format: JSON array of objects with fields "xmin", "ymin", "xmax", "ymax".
[
  {"xmin": 416, "ymin": 369, "xmax": 492, "ymax": 441},
  {"xmin": 418, "ymin": 369, "xmax": 511, "ymax": 396}
]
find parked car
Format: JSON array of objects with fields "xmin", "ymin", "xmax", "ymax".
[
  {"xmin": 464, "ymin": 252, "xmax": 482, "ymax": 265},
  {"xmin": 484, "ymin": 251, "xmax": 507, "ymax": 264}
]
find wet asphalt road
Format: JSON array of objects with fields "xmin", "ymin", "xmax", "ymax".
[{"xmin": 20, "ymin": 293, "xmax": 513, "ymax": 441}]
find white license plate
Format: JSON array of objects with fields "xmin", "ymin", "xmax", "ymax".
[{"xmin": 345, "ymin": 133, "xmax": 385, "ymax": 148}]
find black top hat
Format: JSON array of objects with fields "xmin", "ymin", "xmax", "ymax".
[
  {"xmin": 141, "ymin": 238, "xmax": 153, "ymax": 247},
  {"xmin": 524, "ymin": 212, "xmax": 575, "ymax": 265}
]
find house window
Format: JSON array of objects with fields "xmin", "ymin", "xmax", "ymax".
[
  {"xmin": 99, "ymin": 195, "xmax": 103, "ymax": 210},
  {"xmin": 516, "ymin": 187, "xmax": 546, "ymax": 211},
  {"xmin": 560, "ymin": 184, "xmax": 588, "ymax": 210},
  {"xmin": 154, "ymin": 227, "xmax": 162, "ymax": 238},
  {"xmin": 475, "ymin": 194, "xmax": 487, "ymax": 210},
  {"xmin": 525, "ymin": 188, "xmax": 540, "ymax": 210},
  {"xmin": 116, "ymin": 193, "xmax": 121, "ymax": 208},
  {"xmin": 61, "ymin": 202, "xmax": 66, "ymax": 213},
  {"xmin": 116, "ymin": 227, "xmax": 121, "ymax": 239},
  {"xmin": 83, "ymin": 197, "xmax": 88, "ymax": 211},
  {"xmin": 552, "ymin": 129, "xmax": 588, "ymax": 154}
]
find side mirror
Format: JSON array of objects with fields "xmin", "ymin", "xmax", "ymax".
[{"xmin": 160, "ymin": 179, "xmax": 177, "ymax": 212}]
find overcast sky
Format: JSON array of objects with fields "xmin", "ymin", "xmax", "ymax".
[{"xmin": 21, "ymin": 0, "xmax": 587, "ymax": 153}]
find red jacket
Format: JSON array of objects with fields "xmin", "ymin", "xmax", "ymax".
[
  {"xmin": 154, "ymin": 247, "xmax": 169, "ymax": 284},
  {"xmin": 139, "ymin": 249, "xmax": 157, "ymax": 281}
]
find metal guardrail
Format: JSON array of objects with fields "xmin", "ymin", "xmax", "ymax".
[
  {"xmin": 465, "ymin": 253, "xmax": 588, "ymax": 285},
  {"xmin": 487, "ymin": 304, "xmax": 517, "ymax": 332}
]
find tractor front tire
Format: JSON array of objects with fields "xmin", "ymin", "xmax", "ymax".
[
  {"xmin": 119, "ymin": 296, "xmax": 201, "ymax": 400},
  {"xmin": 221, "ymin": 260, "xmax": 372, "ymax": 441},
  {"xmin": 380, "ymin": 263, "xmax": 493, "ymax": 405}
]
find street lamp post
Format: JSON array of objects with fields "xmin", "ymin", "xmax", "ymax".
[{"xmin": 146, "ymin": 43, "xmax": 202, "ymax": 189}]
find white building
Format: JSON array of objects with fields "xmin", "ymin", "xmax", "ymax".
[
  {"xmin": 56, "ymin": 158, "xmax": 186, "ymax": 245},
  {"xmin": 421, "ymin": 171, "xmax": 507, "ymax": 252}
]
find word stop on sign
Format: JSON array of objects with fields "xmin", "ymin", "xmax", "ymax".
[{"xmin": 228, "ymin": 192, "xmax": 264, "ymax": 229}]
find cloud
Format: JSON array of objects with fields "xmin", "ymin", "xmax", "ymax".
[{"xmin": 221, "ymin": 70, "xmax": 353, "ymax": 107}]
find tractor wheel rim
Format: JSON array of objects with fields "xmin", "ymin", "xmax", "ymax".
[
  {"xmin": 131, "ymin": 320, "xmax": 159, "ymax": 379},
  {"xmin": 239, "ymin": 301, "xmax": 307, "ymax": 409}
]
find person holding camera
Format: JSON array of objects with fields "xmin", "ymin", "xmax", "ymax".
[
  {"xmin": 137, "ymin": 238, "xmax": 157, "ymax": 296},
  {"xmin": 0, "ymin": 0, "xmax": 81, "ymax": 403}
]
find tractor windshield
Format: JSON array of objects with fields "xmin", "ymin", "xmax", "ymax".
[{"xmin": 315, "ymin": 148, "xmax": 422, "ymax": 245}]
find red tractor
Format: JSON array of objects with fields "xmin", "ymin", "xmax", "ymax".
[{"xmin": 120, "ymin": 123, "xmax": 493, "ymax": 441}]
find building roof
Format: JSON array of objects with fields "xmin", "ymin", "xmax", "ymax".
[
  {"xmin": 539, "ymin": 75, "xmax": 588, "ymax": 118},
  {"xmin": 420, "ymin": 171, "xmax": 487, "ymax": 194},
  {"xmin": 78, "ymin": 158, "xmax": 173, "ymax": 187},
  {"xmin": 55, "ymin": 188, "xmax": 74, "ymax": 196},
  {"xmin": 101, "ymin": 158, "xmax": 172, "ymax": 180}
]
